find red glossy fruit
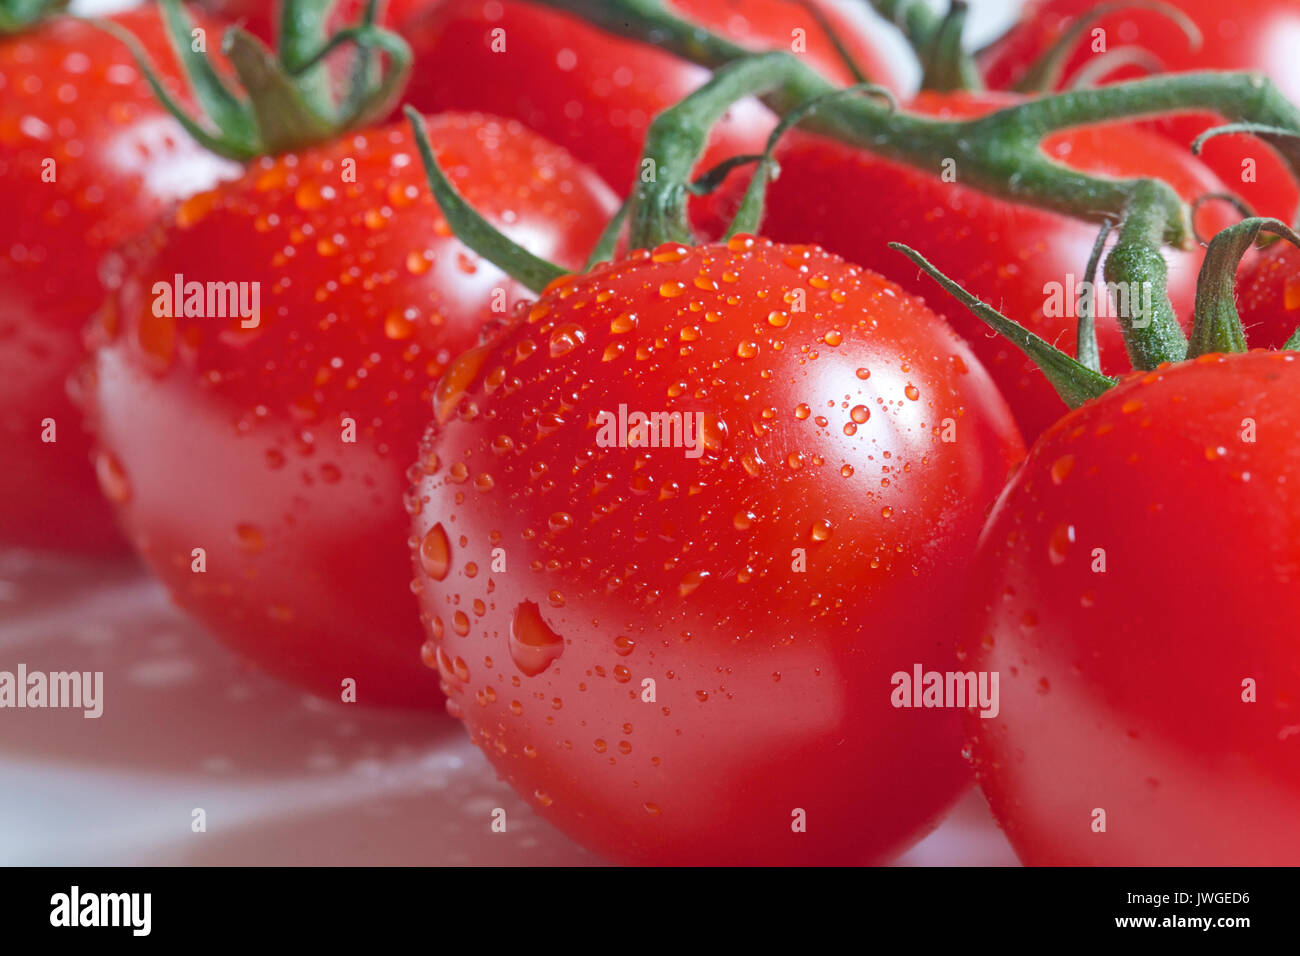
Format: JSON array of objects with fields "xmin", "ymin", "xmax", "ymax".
[
  {"xmin": 965, "ymin": 351, "xmax": 1300, "ymax": 865},
  {"xmin": 1237, "ymin": 241, "xmax": 1300, "ymax": 350},
  {"xmin": 747, "ymin": 91, "xmax": 1234, "ymax": 441},
  {"xmin": 981, "ymin": 0, "xmax": 1300, "ymax": 221},
  {"xmin": 409, "ymin": 235, "xmax": 1025, "ymax": 863},
  {"xmin": 84, "ymin": 113, "xmax": 616, "ymax": 707},
  {"xmin": 192, "ymin": 0, "xmax": 435, "ymax": 43},
  {"xmin": 0, "ymin": 8, "xmax": 235, "ymax": 552},
  {"xmin": 400, "ymin": 0, "xmax": 907, "ymax": 192}
]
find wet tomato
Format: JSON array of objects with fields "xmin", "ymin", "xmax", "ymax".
[
  {"xmin": 409, "ymin": 236, "xmax": 1025, "ymax": 863},
  {"xmin": 746, "ymin": 91, "xmax": 1234, "ymax": 441},
  {"xmin": 0, "ymin": 7, "xmax": 235, "ymax": 552},
  {"xmin": 400, "ymin": 0, "xmax": 907, "ymax": 192},
  {"xmin": 965, "ymin": 350, "xmax": 1300, "ymax": 865},
  {"xmin": 84, "ymin": 114, "xmax": 616, "ymax": 707}
]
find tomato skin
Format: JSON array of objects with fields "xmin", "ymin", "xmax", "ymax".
[
  {"xmin": 1238, "ymin": 242, "xmax": 1300, "ymax": 350},
  {"xmin": 409, "ymin": 236, "xmax": 1024, "ymax": 863},
  {"xmin": 84, "ymin": 114, "xmax": 616, "ymax": 707},
  {"xmin": 0, "ymin": 9, "xmax": 237, "ymax": 552},
  {"xmin": 965, "ymin": 351, "xmax": 1300, "ymax": 865},
  {"xmin": 981, "ymin": 0, "xmax": 1300, "ymax": 221},
  {"xmin": 400, "ymin": 0, "xmax": 907, "ymax": 193},
  {"xmin": 191, "ymin": 0, "xmax": 436, "ymax": 42},
  {"xmin": 748, "ymin": 92, "xmax": 1234, "ymax": 442}
]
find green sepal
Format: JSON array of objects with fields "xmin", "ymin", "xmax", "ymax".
[
  {"xmin": 406, "ymin": 107, "xmax": 569, "ymax": 295},
  {"xmin": 891, "ymin": 242, "xmax": 1117, "ymax": 407}
]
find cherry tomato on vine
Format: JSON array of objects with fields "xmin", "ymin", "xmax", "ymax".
[
  {"xmin": 399, "ymin": 0, "xmax": 908, "ymax": 192},
  {"xmin": 744, "ymin": 91, "xmax": 1235, "ymax": 441},
  {"xmin": 964, "ymin": 351, "xmax": 1300, "ymax": 865},
  {"xmin": 409, "ymin": 235, "xmax": 1025, "ymax": 863},
  {"xmin": 0, "ymin": 7, "xmax": 236, "ymax": 552},
  {"xmin": 981, "ymin": 0, "xmax": 1300, "ymax": 221},
  {"xmin": 84, "ymin": 114, "xmax": 616, "ymax": 707}
]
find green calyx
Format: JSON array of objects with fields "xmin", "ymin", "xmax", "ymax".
[
  {"xmin": 97, "ymin": 0, "xmax": 411, "ymax": 161},
  {"xmin": 0, "ymin": 0, "xmax": 66, "ymax": 33},
  {"xmin": 1190, "ymin": 218, "xmax": 1300, "ymax": 358}
]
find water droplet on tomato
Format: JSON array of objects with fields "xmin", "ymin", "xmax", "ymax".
[
  {"xmin": 419, "ymin": 523, "xmax": 451, "ymax": 581},
  {"xmin": 509, "ymin": 601, "xmax": 565, "ymax": 676}
]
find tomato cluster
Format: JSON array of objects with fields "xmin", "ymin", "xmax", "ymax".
[{"xmin": 4, "ymin": 0, "xmax": 1300, "ymax": 867}]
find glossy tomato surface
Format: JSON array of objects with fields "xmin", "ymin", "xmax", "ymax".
[
  {"xmin": 0, "ymin": 8, "xmax": 236, "ymax": 552},
  {"xmin": 1238, "ymin": 241, "xmax": 1300, "ymax": 350},
  {"xmin": 401, "ymin": 0, "xmax": 907, "ymax": 193},
  {"xmin": 409, "ymin": 236, "xmax": 1025, "ymax": 863},
  {"xmin": 965, "ymin": 350, "xmax": 1300, "ymax": 865},
  {"xmin": 750, "ymin": 91, "xmax": 1234, "ymax": 441},
  {"xmin": 981, "ymin": 0, "xmax": 1300, "ymax": 221},
  {"xmin": 85, "ymin": 113, "xmax": 616, "ymax": 707},
  {"xmin": 192, "ymin": 0, "xmax": 437, "ymax": 43}
]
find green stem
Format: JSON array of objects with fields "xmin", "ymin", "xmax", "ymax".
[
  {"xmin": 631, "ymin": 52, "xmax": 796, "ymax": 249},
  {"xmin": 1076, "ymin": 219, "xmax": 1113, "ymax": 373},
  {"xmin": 1189, "ymin": 218, "xmax": 1300, "ymax": 357},
  {"xmin": 919, "ymin": 1, "xmax": 980, "ymax": 94},
  {"xmin": 1103, "ymin": 182, "xmax": 1186, "ymax": 368}
]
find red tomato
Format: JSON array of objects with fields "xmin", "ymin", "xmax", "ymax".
[
  {"xmin": 746, "ymin": 92, "xmax": 1234, "ymax": 441},
  {"xmin": 191, "ymin": 0, "xmax": 436, "ymax": 43},
  {"xmin": 0, "ymin": 8, "xmax": 236, "ymax": 552},
  {"xmin": 964, "ymin": 351, "xmax": 1300, "ymax": 865},
  {"xmin": 1238, "ymin": 241, "xmax": 1300, "ymax": 350},
  {"xmin": 84, "ymin": 114, "xmax": 616, "ymax": 707},
  {"xmin": 400, "ymin": 0, "xmax": 907, "ymax": 193},
  {"xmin": 408, "ymin": 236, "xmax": 1025, "ymax": 863},
  {"xmin": 981, "ymin": 0, "xmax": 1300, "ymax": 221}
]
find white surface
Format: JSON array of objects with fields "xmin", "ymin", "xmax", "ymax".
[{"xmin": 0, "ymin": 549, "xmax": 1018, "ymax": 866}]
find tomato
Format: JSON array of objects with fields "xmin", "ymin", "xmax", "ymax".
[
  {"xmin": 83, "ymin": 114, "xmax": 616, "ymax": 707},
  {"xmin": 191, "ymin": 0, "xmax": 436, "ymax": 43},
  {"xmin": 0, "ymin": 8, "xmax": 236, "ymax": 552},
  {"xmin": 964, "ymin": 350, "xmax": 1300, "ymax": 865},
  {"xmin": 981, "ymin": 0, "xmax": 1300, "ymax": 221},
  {"xmin": 399, "ymin": 0, "xmax": 907, "ymax": 193},
  {"xmin": 745, "ymin": 91, "xmax": 1234, "ymax": 441},
  {"xmin": 1238, "ymin": 241, "xmax": 1300, "ymax": 350},
  {"xmin": 408, "ymin": 235, "xmax": 1025, "ymax": 863}
]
